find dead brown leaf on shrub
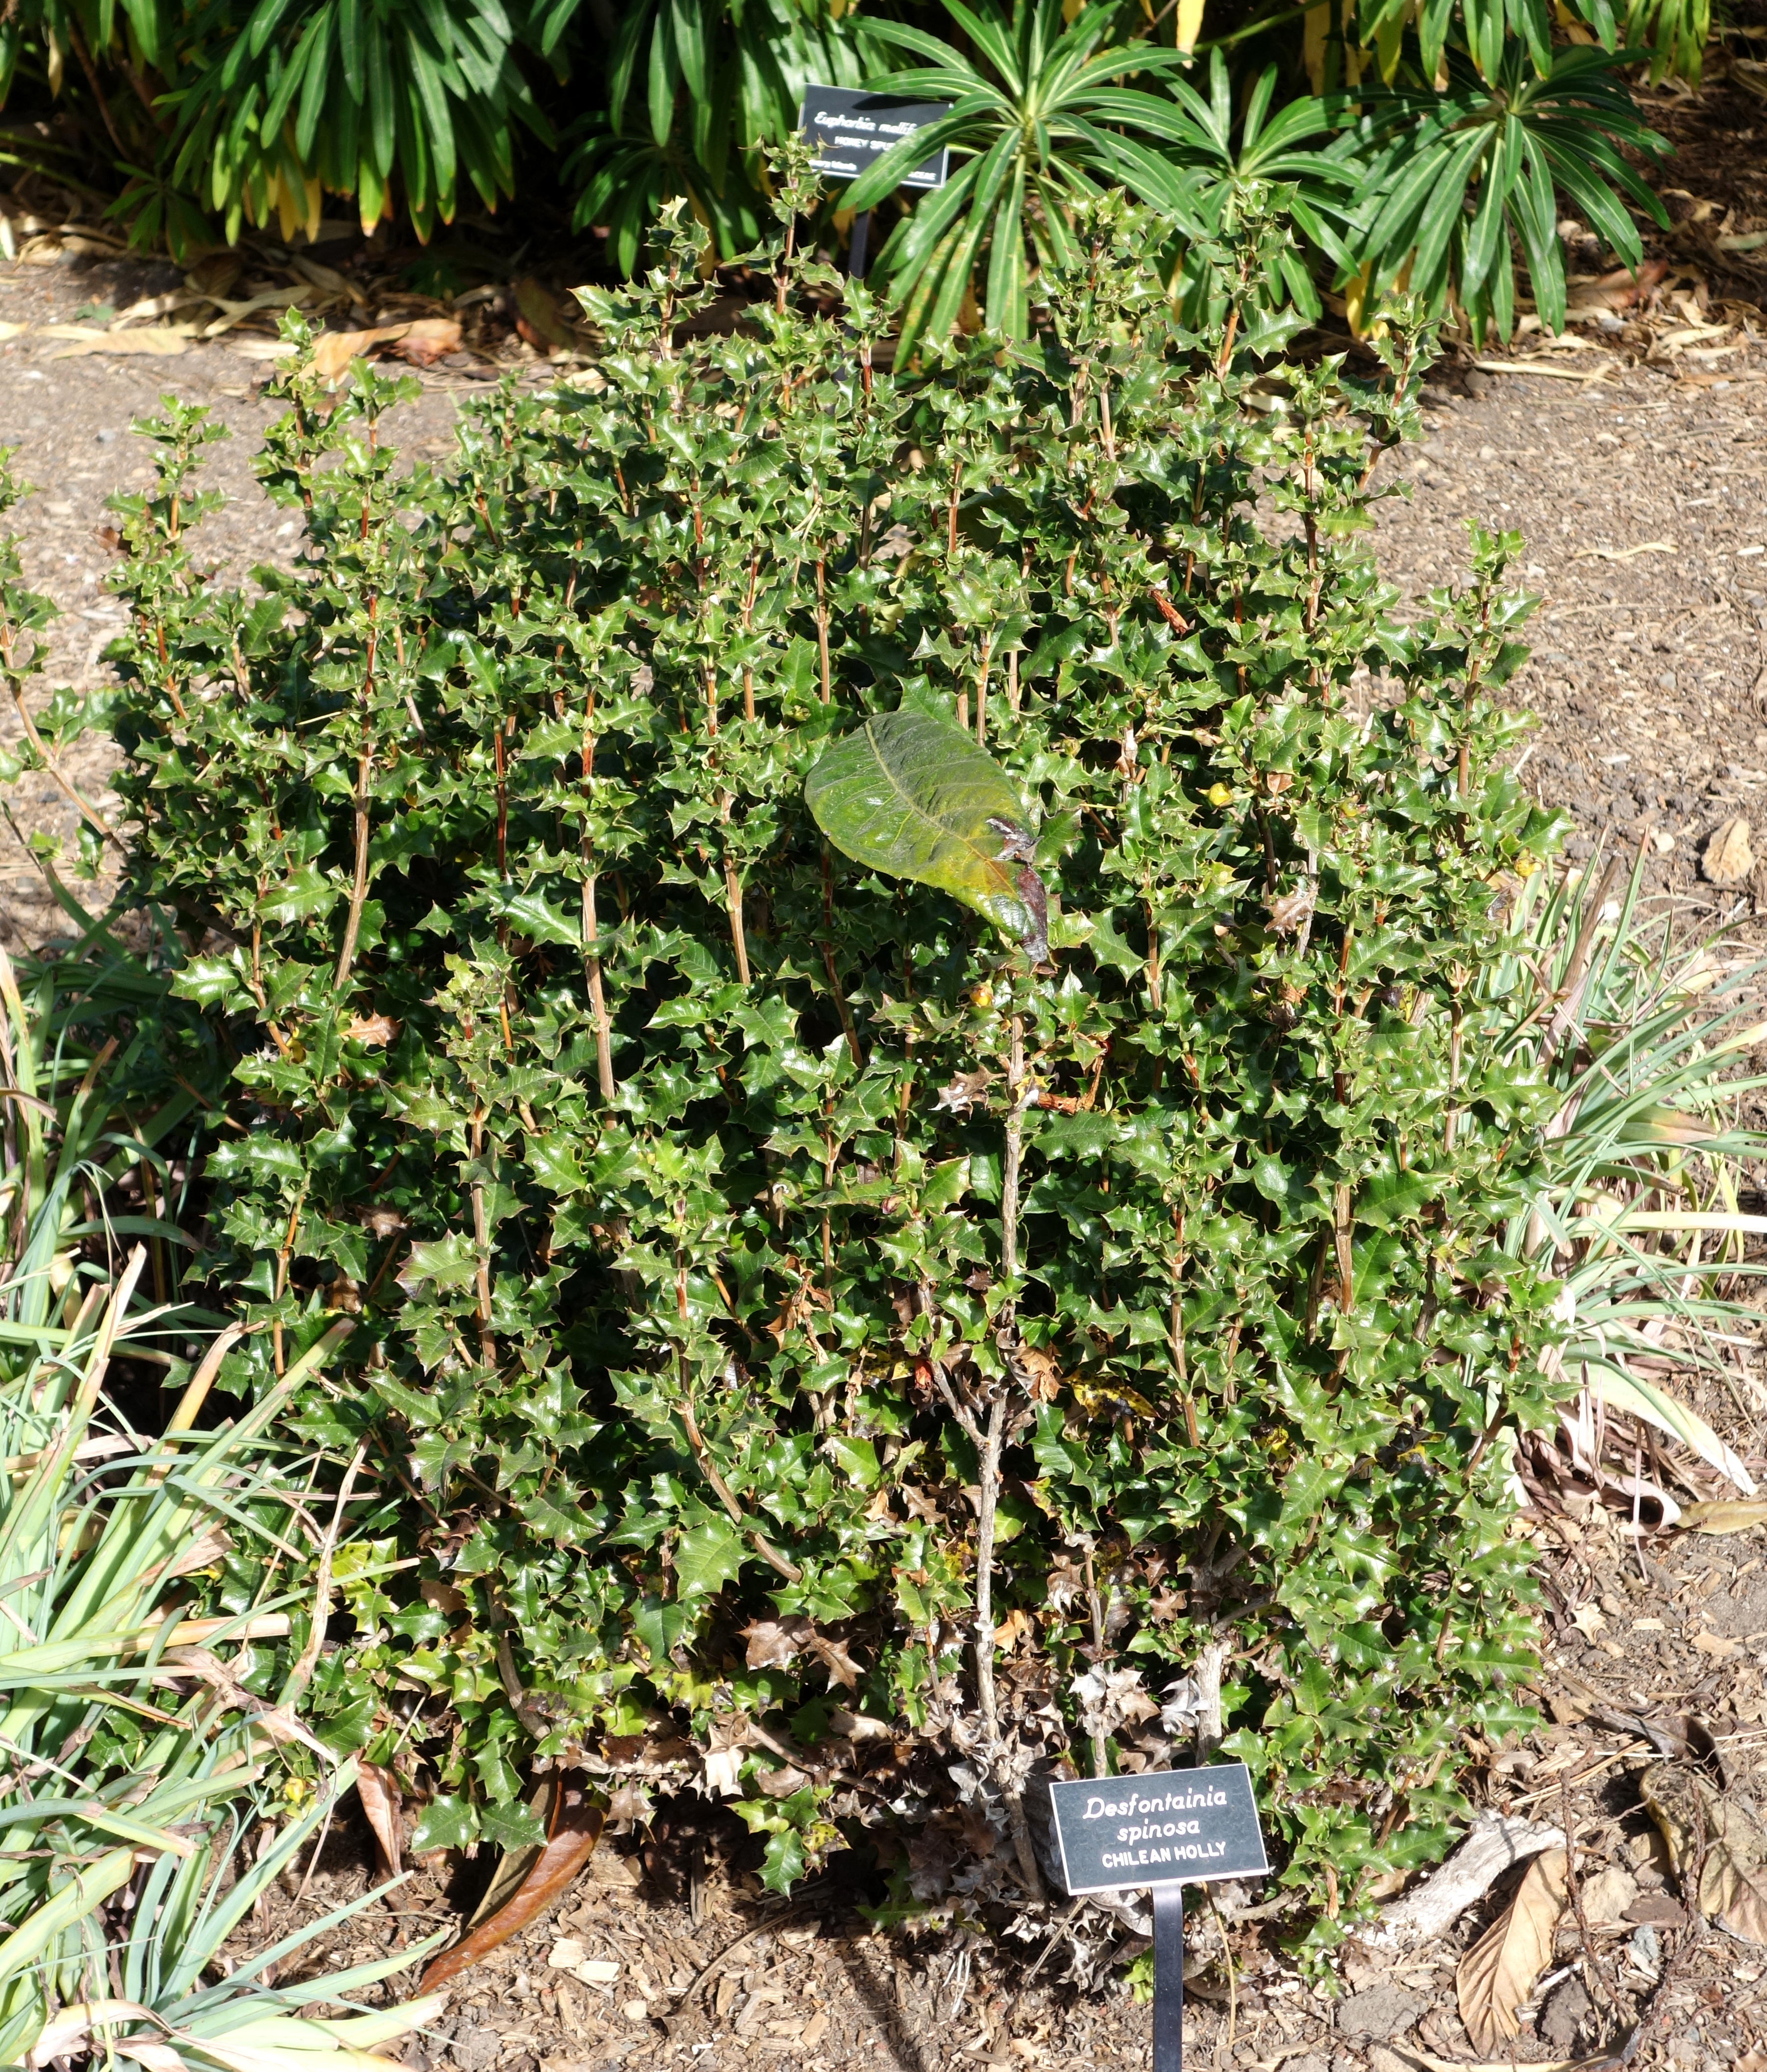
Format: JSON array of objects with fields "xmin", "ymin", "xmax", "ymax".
[
  {"xmin": 1455, "ymin": 1847, "xmax": 1568, "ymax": 2054},
  {"xmin": 356, "ymin": 1760, "xmax": 403, "ymax": 1878},
  {"xmin": 345, "ymin": 1010, "xmax": 399, "ymax": 1047},
  {"xmin": 742, "ymin": 1614, "xmax": 814, "ymax": 1670},
  {"xmin": 1641, "ymin": 1762, "xmax": 1767, "ymax": 1944}
]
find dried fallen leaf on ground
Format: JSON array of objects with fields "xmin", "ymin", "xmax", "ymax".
[
  {"xmin": 1679, "ymin": 1497, "xmax": 1767, "ymax": 1534},
  {"xmin": 388, "ymin": 317, "xmax": 461, "ymax": 367},
  {"xmin": 419, "ymin": 1781, "xmax": 604, "ymax": 1993},
  {"xmin": 1456, "ymin": 1847, "xmax": 1568, "ymax": 2053},
  {"xmin": 1577, "ymin": 1864, "xmax": 1637, "ymax": 1926},
  {"xmin": 49, "ymin": 324, "xmax": 189, "ymax": 357},
  {"xmin": 1703, "ymin": 816, "xmax": 1755, "ymax": 887},
  {"xmin": 1575, "ymin": 258, "xmax": 1671, "ymax": 309},
  {"xmin": 308, "ymin": 323, "xmax": 412, "ymax": 382},
  {"xmin": 1641, "ymin": 1762, "xmax": 1767, "ymax": 1944}
]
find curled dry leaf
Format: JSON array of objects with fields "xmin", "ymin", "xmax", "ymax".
[
  {"xmin": 807, "ymin": 1632, "xmax": 864, "ymax": 1691},
  {"xmin": 1640, "ymin": 1761, "xmax": 1767, "ymax": 1944},
  {"xmin": 419, "ymin": 1781, "xmax": 604, "ymax": 1994},
  {"xmin": 356, "ymin": 1760, "xmax": 403, "ymax": 1878},
  {"xmin": 23, "ymin": 2000, "xmax": 152, "ymax": 2070},
  {"xmin": 1455, "ymin": 1847, "xmax": 1568, "ymax": 2054}
]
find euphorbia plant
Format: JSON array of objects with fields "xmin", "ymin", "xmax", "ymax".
[{"xmin": 83, "ymin": 161, "xmax": 1574, "ymax": 1953}]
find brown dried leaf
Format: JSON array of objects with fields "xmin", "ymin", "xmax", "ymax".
[
  {"xmin": 1703, "ymin": 816, "xmax": 1755, "ymax": 888},
  {"xmin": 1266, "ymin": 882, "xmax": 1317, "ymax": 935},
  {"xmin": 1013, "ymin": 1345, "xmax": 1062, "ymax": 1402},
  {"xmin": 419, "ymin": 1783, "xmax": 604, "ymax": 1994},
  {"xmin": 806, "ymin": 1633, "xmax": 863, "ymax": 1691},
  {"xmin": 308, "ymin": 324, "xmax": 412, "ymax": 382},
  {"xmin": 935, "ymin": 1070, "xmax": 993, "ymax": 1115},
  {"xmin": 1641, "ymin": 1762, "xmax": 1767, "ymax": 1944},
  {"xmin": 604, "ymin": 1783, "xmax": 652, "ymax": 1832},
  {"xmin": 345, "ymin": 1011, "xmax": 400, "ymax": 1048},
  {"xmin": 1455, "ymin": 1847, "xmax": 1568, "ymax": 2054},
  {"xmin": 753, "ymin": 1764, "xmax": 813, "ymax": 1798},
  {"xmin": 388, "ymin": 317, "xmax": 461, "ymax": 366},
  {"xmin": 742, "ymin": 1615, "xmax": 814, "ymax": 1671},
  {"xmin": 356, "ymin": 1760, "xmax": 403, "ymax": 1878}
]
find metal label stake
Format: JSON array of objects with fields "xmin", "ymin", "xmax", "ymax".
[
  {"xmin": 1153, "ymin": 1883, "xmax": 1184, "ymax": 2072},
  {"xmin": 1045, "ymin": 1761, "xmax": 1269, "ymax": 2069}
]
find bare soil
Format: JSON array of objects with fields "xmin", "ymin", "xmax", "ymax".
[{"xmin": 7, "ymin": 62, "xmax": 1767, "ymax": 2072}]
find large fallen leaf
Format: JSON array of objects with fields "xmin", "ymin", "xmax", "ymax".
[
  {"xmin": 389, "ymin": 317, "xmax": 461, "ymax": 366},
  {"xmin": 48, "ymin": 325, "xmax": 188, "ymax": 357},
  {"xmin": 1678, "ymin": 1498, "xmax": 1767, "ymax": 1535},
  {"xmin": 419, "ymin": 1781, "xmax": 604, "ymax": 1993},
  {"xmin": 1586, "ymin": 1367, "xmax": 1758, "ymax": 1496},
  {"xmin": 309, "ymin": 324, "xmax": 411, "ymax": 381},
  {"xmin": 1455, "ymin": 1847, "xmax": 1568, "ymax": 2054},
  {"xmin": 805, "ymin": 706, "xmax": 1049, "ymax": 962},
  {"xmin": 307, "ymin": 317, "xmax": 462, "ymax": 382},
  {"xmin": 1640, "ymin": 1762, "xmax": 1767, "ymax": 1943}
]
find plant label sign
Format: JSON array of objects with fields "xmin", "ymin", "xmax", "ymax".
[
  {"xmin": 798, "ymin": 85, "xmax": 952, "ymax": 192},
  {"xmin": 1047, "ymin": 1762, "xmax": 1268, "ymax": 1896}
]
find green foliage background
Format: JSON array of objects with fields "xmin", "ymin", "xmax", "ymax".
[
  {"xmin": 0, "ymin": 0, "xmax": 1686, "ymax": 343},
  {"xmin": 59, "ymin": 178, "xmax": 1583, "ymax": 1945}
]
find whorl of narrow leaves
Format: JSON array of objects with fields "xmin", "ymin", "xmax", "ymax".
[
  {"xmin": 805, "ymin": 707, "xmax": 1050, "ymax": 964},
  {"xmin": 88, "ymin": 192, "xmax": 1570, "ymax": 1953}
]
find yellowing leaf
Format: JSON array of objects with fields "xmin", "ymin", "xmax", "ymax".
[
  {"xmin": 1175, "ymin": 0, "xmax": 1205, "ymax": 50},
  {"xmin": 1679, "ymin": 1498, "xmax": 1767, "ymax": 1534},
  {"xmin": 805, "ymin": 706, "xmax": 1048, "ymax": 961},
  {"xmin": 1455, "ymin": 1848, "xmax": 1567, "ymax": 2055}
]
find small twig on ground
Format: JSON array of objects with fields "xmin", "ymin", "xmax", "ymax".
[
  {"xmin": 664, "ymin": 1890, "xmax": 826, "ymax": 2029},
  {"xmin": 1023, "ymin": 1897, "xmax": 1085, "ymax": 1989}
]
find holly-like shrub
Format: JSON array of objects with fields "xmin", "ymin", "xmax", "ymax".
[{"xmin": 87, "ymin": 171, "xmax": 1567, "ymax": 1948}]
